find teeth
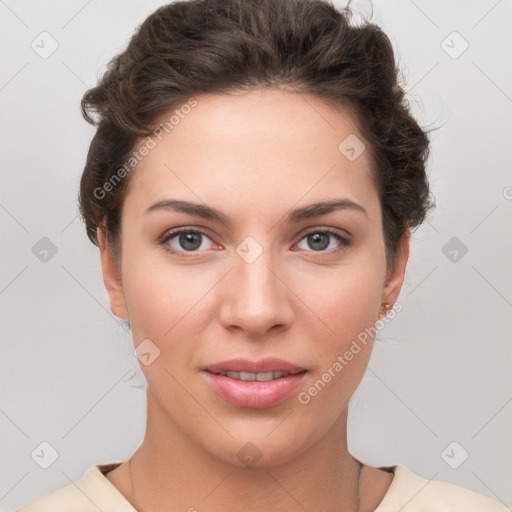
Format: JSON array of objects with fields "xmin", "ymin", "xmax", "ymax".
[{"xmin": 218, "ymin": 371, "xmax": 290, "ymax": 381}]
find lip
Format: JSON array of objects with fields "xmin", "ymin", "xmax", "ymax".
[
  {"xmin": 202, "ymin": 357, "xmax": 308, "ymax": 409},
  {"xmin": 202, "ymin": 357, "xmax": 306, "ymax": 374},
  {"xmin": 202, "ymin": 371, "xmax": 307, "ymax": 408}
]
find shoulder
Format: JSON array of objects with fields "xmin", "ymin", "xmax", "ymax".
[
  {"xmin": 16, "ymin": 478, "xmax": 93, "ymax": 512},
  {"xmin": 16, "ymin": 463, "xmax": 133, "ymax": 512},
  {"xmin": 375, "ymin": 465, "xmax": 510, "ymax": 512}
]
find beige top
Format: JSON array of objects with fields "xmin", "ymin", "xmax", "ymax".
[{"xmin": 17, "ymin": 462, "xmax": 509, "ymax": 511}]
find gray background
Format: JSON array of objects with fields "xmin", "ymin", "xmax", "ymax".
[{"xmin": 1, "ymin": 0, "xmax": 511, "ymax": 509}]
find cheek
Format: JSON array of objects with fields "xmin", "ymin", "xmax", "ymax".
[
  {"xmin": 121, "ymin": 259, "xmax": 204, "ymax": 405},
  {"xmin": 125, "ymin": 276, "xmax": 191, "ymax": 346},
  {"xmin": 120, "ymin": 243, "xmax": 219, "ymax": 353},
  {"xmin": 295, "ymin": 278, "xmax": 378, "ymax": 424},
  {"xmin": 296, "ymin": 261, "xmax": 383, "ymax": 342},
  {"xmin": 121, "ymin": 241, "xmax": 176, "ymax": 340},
  {"xmin": 292, "ymin": 259, "xmax": 383, "ymax": 398}
]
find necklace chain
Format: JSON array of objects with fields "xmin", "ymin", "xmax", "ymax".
[
  {"xmin": 129, "ymin": 456, "xmax": 143, "ymax": 512},
  {"xmin": 128, "ymin": 456, "xmax": 362, "ymax": 512}
]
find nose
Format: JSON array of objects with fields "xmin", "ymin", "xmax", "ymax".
[{"xmin": 218, "ymin": 246, "xmax": 294, "ymax": 339}]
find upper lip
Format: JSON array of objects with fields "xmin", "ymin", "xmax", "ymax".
[{"xmin": 203, "ymin": 357, "xmax": 307, "ymax": 374}]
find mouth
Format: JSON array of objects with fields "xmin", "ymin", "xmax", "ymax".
[
  {"xmin": 206, "ymin": 370, "xmax": 306, "ymax": 381},
  {"xmin": 201, "ymin": 358, "xmax": 308, "ymax": 408},
  {"xmin": 203, "ymin": 356, "xmax": 307, "ymax": 375}
]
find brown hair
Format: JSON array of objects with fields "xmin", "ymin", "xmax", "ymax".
[{"xmin": 79, "ymin": 0, "xmax": 435, "ymax": 277}]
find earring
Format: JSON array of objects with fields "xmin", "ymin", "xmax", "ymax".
[{"xmin": 380, "ymin": 302, "xmax": 392, "ymax": 317}]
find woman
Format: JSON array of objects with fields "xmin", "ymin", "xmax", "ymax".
[{"xmin": 17, "ymin": 0, "xmax": 508, "ymax": 510}]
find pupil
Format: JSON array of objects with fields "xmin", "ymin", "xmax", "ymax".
[
  {"xmin": 309, "ymin": 233, "xmax": 329, "ymax": 251},
  {"xmin": 179, "ymin": 232, "xmax": 202, "ymax": 251}
]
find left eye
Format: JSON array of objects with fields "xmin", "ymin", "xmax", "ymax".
[{"xmin": 296, "ymin": 230, "xmax": 349, "ymax": 252}]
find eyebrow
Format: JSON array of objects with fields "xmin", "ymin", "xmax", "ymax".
[{"xmin": 145, "ymin": 198, "xmax": 368, "ymax": 225}]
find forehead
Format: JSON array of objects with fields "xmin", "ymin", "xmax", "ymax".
[{"xmin": 124, "ymin": 88, "xmax": 380, "ymax": 224}]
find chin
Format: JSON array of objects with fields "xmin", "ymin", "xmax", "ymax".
[{"xmin": 201, "ymin": 421, "xmax": 326, "ymax": 469}]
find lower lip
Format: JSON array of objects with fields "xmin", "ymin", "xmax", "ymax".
[{"xmin": 202, "ymin": 371, "xmax": 307, "ymax": 408}]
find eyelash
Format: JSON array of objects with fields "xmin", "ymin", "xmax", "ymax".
[{"xmin": 158, "ymin": 227, "xmax": 351, "ymax": 258}]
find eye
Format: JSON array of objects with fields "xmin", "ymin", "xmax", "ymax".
[
  {"xmin": 160, "ymin": 228, "xmax": 217, "ymax": 256},
  {"xmin": 295, "ymin": 229, "xmax": 350, "ymax": 253},
  {"xmin": 159, "ymin": 227, "xmax": 351, "ymax": 257}
]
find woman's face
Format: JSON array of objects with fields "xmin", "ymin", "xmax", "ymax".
[{"xmin": 100, "ymin": 87, "xmax": 408, "ymax": 467}]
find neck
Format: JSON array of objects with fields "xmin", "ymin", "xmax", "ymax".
[{"xmin": 129, "ymin": 390, "xmax": 362, "ymax": 512}]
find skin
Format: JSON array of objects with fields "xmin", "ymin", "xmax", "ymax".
[{"xmin": 98, "ymin": 87, "xmax": 409, "ymax": 511}]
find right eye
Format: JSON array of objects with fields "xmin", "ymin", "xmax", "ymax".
[{"xmin": 160, "ymin": 228, "xmax": 218, "ymax": 256}]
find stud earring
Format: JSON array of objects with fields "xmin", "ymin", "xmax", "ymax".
[{"xmin": 380, "ymin": 302, "xmax": 392, "ymax": 317}]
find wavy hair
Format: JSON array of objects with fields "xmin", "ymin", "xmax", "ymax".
[{"xmin": 79, "ymin": 0, "xmax": 435, "ymax": 277}]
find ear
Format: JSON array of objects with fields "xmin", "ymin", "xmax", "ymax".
[
  {"xmin": 380, "ymin": 229, "xmax": 410, "ymax": 313},
  {"xmin": 97, "ymin": 225, "xmax": 129, "ymax": 319}
]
